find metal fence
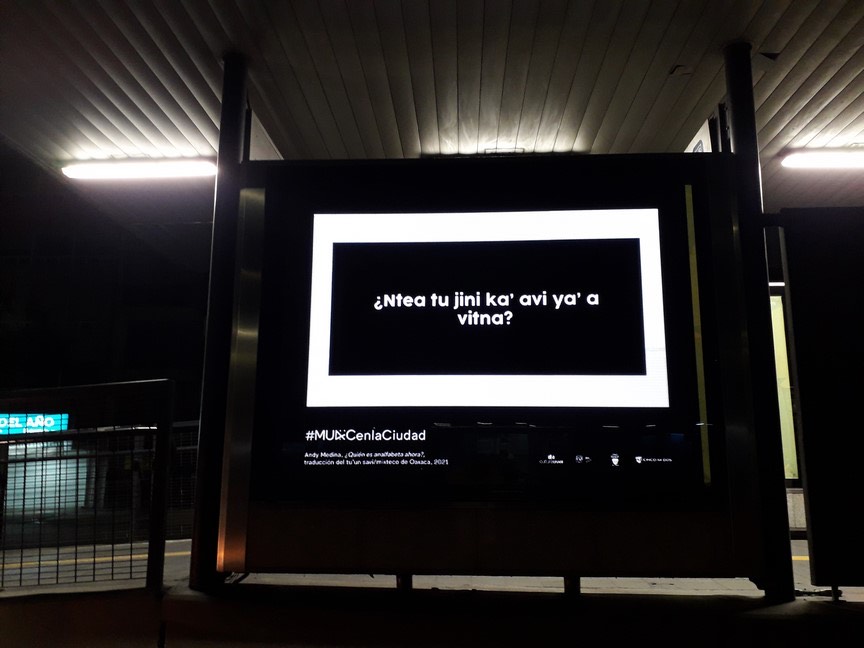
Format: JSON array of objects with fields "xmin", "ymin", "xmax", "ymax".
[
  {"xmin": 0, "ymin": 380, "xmax": 173, "ymax": 593},
  {"xmin": 165, "ymin": 420, "xmax": 197, "ymax": 541}
]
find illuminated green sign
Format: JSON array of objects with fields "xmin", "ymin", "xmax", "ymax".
[{"xmin": 0, "ymin": 413, "xmax": 69, "ymax": 435}]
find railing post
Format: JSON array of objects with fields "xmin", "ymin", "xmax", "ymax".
[{"xmin": 146, "ymin": 381, "xmax": 174, "ymax": 593}]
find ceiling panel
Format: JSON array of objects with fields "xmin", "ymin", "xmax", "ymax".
[
  {"xmin": 598, "ymin": 0, "xmax": 690, "ymax": 153},
  {"xmin": 608, "ymin": 0, "xmax": 704, "ymax": 153},
  {"xmin": 475, "ymin": 1, "xmax": 511, "ymax": 154},
  {"xmin": 1, "ymin": 0, "xmax": 863, "ymax": 213},
  {"xmin": 342, "ymin": 1, "xmax": 406, "ymax": 158},
  {"xmin": 531, "ymin": 0, "xmax": 595, "ymax": 152},
  {"xmin": 317, "ymin": 1, "xmax": 388, "ymax": 158},
  {"xmin": 575, "ymin": 0, "xmax": 655, "ymax": 152},
  {"xmin": 454, "ymin": 0, "xmax": 483, "ymax": 155}
]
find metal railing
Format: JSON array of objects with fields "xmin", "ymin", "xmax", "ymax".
[
  {"xmin": 0, "ymin": 380, "xmax": 173, "ymax": 593},
  {"xmin": 166, "ymin": 421, "xmax": 197, "ymax": 541}
]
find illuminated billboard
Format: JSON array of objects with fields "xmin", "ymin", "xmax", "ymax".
[
  {"xmin": 242, "ymin": 155, "xmax": 725, "ymax": 509},
  {"xmin": 307, "ymin": 209, "xmax": 668, "ymax": 409},
  {"xmin": 211, "ymin": 153, "xmax": 793, "ymax": 581}
]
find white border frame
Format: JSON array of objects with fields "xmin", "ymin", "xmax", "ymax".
[{"xmin": 307, "ymin": 210, "xmax": 668, "ymax": 408}]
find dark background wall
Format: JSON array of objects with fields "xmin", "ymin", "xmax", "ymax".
[{"xmin": 0, "ymin": 142, "xmax": 213, "ymax": 420}]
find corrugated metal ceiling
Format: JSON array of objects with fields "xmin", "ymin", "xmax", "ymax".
[{"xmin": 1, "ymin": 0, "xmax": 863, "ymax": 213}]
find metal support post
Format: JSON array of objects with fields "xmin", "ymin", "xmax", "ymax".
[
  {"xmin": 396, "ymin": 574, "xmax": 414, "ymax": 591},
  {"xmin": 723, "ymin": 41, "xmax": 795, "ymax": 602},
  {"xmin": 564, "ymin": 576, "xmax": 581, "ymax": 596},
  {"xmin": 190, "ymin": 52, "xmax": 248, "ymax": 592},
  {"xmin": 146, "ymin": 380, "xmax": 175, "ymax": 593}
]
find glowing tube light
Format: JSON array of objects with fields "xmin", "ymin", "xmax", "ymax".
[
  {"xmin": 62, "ymin": 159, "xmax": 217, "ymax": 179},
  {"xmin": 781, "ymin": 150, "xmax": 864, "ymax": 169}
]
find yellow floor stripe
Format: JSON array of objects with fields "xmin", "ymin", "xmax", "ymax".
[
  {"xmin": 1, "ymin": 550, "xmax": 191, "ymax": 571},
  {"xmin": 4, "ymin": 551, "xmax": 807, "ymax": 572}
]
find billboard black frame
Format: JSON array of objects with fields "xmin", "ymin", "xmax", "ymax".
[{"xmin": 214, "ymin": 153, "xmax": 775, "ymax": 583}]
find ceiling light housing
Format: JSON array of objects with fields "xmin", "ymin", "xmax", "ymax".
[
  {"xmin": 781, "ymin": 149, "xmax": 864, "ymax": 169},
  {"xmin": 61, "ymin": 159, "xmax": 217, "ymax": 180}
]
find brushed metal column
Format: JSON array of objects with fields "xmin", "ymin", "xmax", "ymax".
[{"xmin": 190, "ymin": 52, "xmax": 248, "ymax": 592}]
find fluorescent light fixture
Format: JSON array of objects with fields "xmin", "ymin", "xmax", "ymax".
[
  {"xmin": 781, "ymin": 150, "xmax": 864, "ymax": 169},
  {"xmin": 62, "ymin": 159, "xmax": 217, "ymax": 179},
  {"xmin": 769, "ymin": 281, "xmax": 786, "ymax": 287}
]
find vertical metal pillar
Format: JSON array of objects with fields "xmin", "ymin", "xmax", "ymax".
[
  {"xmin": 723, "ymin": 41, "xmax": 795, "ymax": 602},
  {"xmin": 0, "ymin": 444, "xmax": 7, "ymax": 548},
  {"xmin": 190, "ymin": 52, "xmax": 248, "ymax": 591},
  {"xmin": 396, "ymin": 574, "xmax": 414, "ymax": 591},
  {"xmin": 724, "ymin": 42, "xmax": 763, "ymax": 215},
  {"xmin": 146, "ymin": 380, "xmax": 175, "ymax": 593}
]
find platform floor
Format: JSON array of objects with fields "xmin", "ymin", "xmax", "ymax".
[{"xmin": 2, "ymin": 539, "xmax": 863, "ymax": 647}]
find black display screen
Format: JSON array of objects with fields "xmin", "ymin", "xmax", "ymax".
[
  {"xmin": 249, "ymin": 156, "xmax": 725, "ymax": 508},
  {"xmin": 328, "ymin": 239, "xmax": 645, "ymax": 377}
]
